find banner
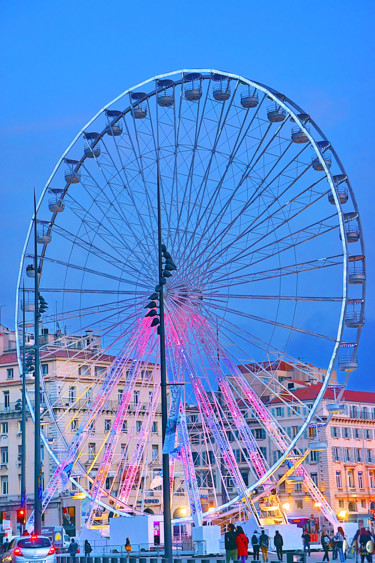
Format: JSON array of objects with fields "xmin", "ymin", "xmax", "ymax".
[{"xmin": 162, "ymin": 385, "xmax": 182, "ymax": 455}]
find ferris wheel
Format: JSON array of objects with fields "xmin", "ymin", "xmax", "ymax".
[{"xmin": 16, "ymin": 69, "xmax": 365, "ymax": 528}]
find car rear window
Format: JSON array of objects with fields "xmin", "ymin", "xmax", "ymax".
[{"xmin": 18, "ymin": 538, "xmax": 51, "ymax": 548}]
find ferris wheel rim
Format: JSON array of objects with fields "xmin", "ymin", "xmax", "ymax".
[{"xmin": 15, "ymin": 69, "xmax": 365, "ymax": 523}]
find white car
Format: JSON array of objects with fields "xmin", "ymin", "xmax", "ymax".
[{"xmin": 2, "ymin": 535, "xmax": 56, "ymax": 563}]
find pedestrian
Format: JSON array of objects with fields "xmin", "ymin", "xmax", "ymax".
[
  {"xmin": 351, "ymin": 529, "xmax": 361, "ymax": 563},
  {"xmin": 84, "ymin": 540, "xmax": 92, "ymax": 558},
  {"xmin": 68, "ymin": 538, "xmax": 79, "ymax": 560},
  {"xmin": 322, "ymin": 531, "xmax": 331, "ymax": 562},
  {"xmin": 2, "ymin": 540, "xmax": 9, "ymax": 553},
  {"xmin": 334, "ymin": 527, "xmax": 347, "ymax": 563},
  {"xmin": 358, "ymin": 528, "xmax": 375, "ymax": 563},
  {"xmin": 236, "ymin": 526, "xmax": 249, "ymax": 563},
  {"xmin": 274, "ymin": 531, "xmax": 284, "ymax": 561},
  {"xmin": 302, "ymin": 530, "xmax": 311, "ymax": 557},
  {"xmin": 125, "ymin": 538, "xmax": 131, "ymax": 553},
  {"xmin": 259, "ymin": 529, "xmax": 269, "ymax": 563},
  {"xmin": 252, "ymin": 531, "xmax": 260, "ymax": 561},
  {"xmin": 225, "ymin": 523, "xmax": 238, "ymax": 563}
]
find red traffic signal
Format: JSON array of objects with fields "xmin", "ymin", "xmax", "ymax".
[{"xmin": 17, "ymin": 508, "xmax": 26, "ymax": 525}]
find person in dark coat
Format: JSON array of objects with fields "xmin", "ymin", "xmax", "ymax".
[
  {"xmin": 358, "ymin": 528, "xmax": 375, "ymax": 563},
  {"xmin": 322, "ymin": 531, "xmax": 331, "ymax": 562},
  {"xmin": 84, "ymin": 540, "xmax": 92, "ymax": 558},
  {"xmin": 252, "ymin": 531, "xmax": 260, "ymax": 561},
  {"xmin": 274, "ymin": 531, "xmax": 284, "ymax": 561},
  {"xmin": 68, "ymin": 538, "xmax": 79, "ymax": 560},
  {"xmin": 259, "ymin": 530, "xmax": 269, "ymax": 563},
  {"xmin": 225, "ymin": 523, "xmax": 238, "ymax": 563},
  {"xmin": 302, "ymin": 531, "xmax": 311, "ymax": 557},
  {"xmin": 236, "ymin": 526, "xmax": 249, "ymax": 563}
]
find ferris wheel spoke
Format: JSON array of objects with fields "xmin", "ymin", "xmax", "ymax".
[
  {"xmin": 201, "ymin": 302, "xmax": 334, "ymax": 386},
  {"xmin": 174, "ymin": 80, "xmax": 241, "ymax": 263},
  {"xmin": 205, "ymin": 293, "xmax": 341, "ymax": 303},
  {"xmin": 183, "ymin": 110, "xmax": 292, "ymax": 268},
  {"xmin": 189, "ymin": 142, "xmax": 314, "ymax": 272},
  {"xmin": 193, "ymin": 168, "xmax": 326, "ymax": 279},
  {"xmin": 79, "ymin": 160, "xmax": 156, "ymax": 262},
  {"xmin": 25, "ymin": 253, "xmax": 151, "ymax": 288},
  {"xmin": 204, "ymin": 213, "xmax": 339, "ymax": 285},
  {"xmin": 62, "ymin": 190, "xmax": 149, "ymax": 269}
]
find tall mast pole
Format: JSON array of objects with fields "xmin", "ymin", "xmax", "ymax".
[
  {"xmin": 33, "ymin": 193, "xmax": 42, "ymax": 534},
  {"xmin": 21, "ymin": 284, "xmax": 27, "ymax": 529},
  {"xmin": 157, "ymin": 159, "xmax": 172, "ymax": 562}
]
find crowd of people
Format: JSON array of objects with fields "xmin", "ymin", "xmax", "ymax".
[
  {"xmin": 225, "ymin": 524, "xmax": 375, "ymax": 563},
  {"xmin": 225, "ymin": 525, "xmax": 282, "ymax": 563}
]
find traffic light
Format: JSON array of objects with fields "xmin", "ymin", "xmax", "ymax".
[
  {"xmin": 17, "ymin": 508, "xmax": 26, "ymax": 525},
  {"xmin": 25, "ymin": 351, "xmax": 35, "ymax": 375}
]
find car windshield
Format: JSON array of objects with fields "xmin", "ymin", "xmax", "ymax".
[{"xmin": 18, "ymin": 538, "xmax": 51, "ymax": 548}]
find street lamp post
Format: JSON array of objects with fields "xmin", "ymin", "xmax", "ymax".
[
  {"xmin": 21, "ymin": 285, "xmax": 27, "ymax": 530},
  {"xmin": 156, "ymin": 162, "xmax": 173, "ymax": 563},
  {"xmin": 33, "ymin": 194, "xmax": 42, "ymax": 535}
]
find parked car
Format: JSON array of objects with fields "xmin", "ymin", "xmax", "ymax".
[{"xmin": 2, "ymin": 535, "xmax": 56, "ymax": 563}]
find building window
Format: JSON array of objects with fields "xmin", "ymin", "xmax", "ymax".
[
  {"xmin": 254, "ymin": 428, "xmax": 266, "ymax": 440},
  {"xmin": 353, "ymin": 428, "xmax": 361, "ymax": 439},
  {"xmin": 295, "ymin": 483, "xmax": 302, "ymax": 491},
  {"xmin": 365, "ymin": 429, "xmax": 372, "ymax": 440},
  {"xmin": 1, "ymin": 448, "xmax": 8, "ymax": 465},
  {"xmin": 333, "ymin": 447, "xmax": 340, "ymax": 461},
  {"xmin": 71, "ymin": 419, "xmax": 78, "ymax": 431},
  {"xmin": 259, "ymin": 447, "xmax": 267, "ymax": 460},
  {"xmin": 347, "ymin": 470, "xmax": 355, "ymax": 489},
  {"xmin": 310, "ymin": 451, "xmax": 320, "ymax": 462},
  {"xmin": 336, "ymin": 471, "xmax": 342, "ymax": 488},
  {"xmin": 68, "ymin": 386, "xmax": 76, "ymax": 404},
  {"xmin": 350, "ymin": 406, "xmax": 359, "ymax": 418},
  {"xmin": 296, "ymin": 500, "xmax": 303, "ymax": 509},
  {"xmin": 94, "ymin": 366, "xmax": 106, "ymax": 377},
  {"xmin": 152, "ymin": 444, "xmax": 158, "ymax": 461},
  {"xmin": 311, "ymin": 472, "xmax": 318, "ymax": 486},
  {"xmin": 152, "ymin": 421, "xmax": 158, "ymax": 433},
  {"xmin": 367, "ymin": 450, "xmax": 372, "ymax": 463},
  {"xmin": 105, "ymin": 477, "xmax": 113, "ymax": 490},
  {"xmin": 104, "ymin": 420, "xmax": 111, "ymax": 432},
  {"xmin": 133, "ymin": 391, "xmax": 139, "ymax": 406},
  {"xmin": 1, "ymin": 423, "xmax": 8, "ymax": 435},
  {"xmin": 369, "ymin": 471, "xmax": 375, "ymax": 489},
  {"xmin": 348, "ymin": 501, "xmax": 357, "ymax": 513},
  {"xmin": 331, "ymin": 426, "xmax": 340, "ymax": 438},
  {"xmin": 338, "ymin": 499, "xmax": 344, "ymax": 508},
  {"xmin": 136, "ymin": 421, "xmax": 142, "ymax": 432},
  {"xmin": 308, "ymin": 426, "xmax": 316, "ymax": 438},
  {"xmin": 356, "ymin": 449, "xmax": 362, "ymax": 462},
  {"xmin": 118, "ymin": 389, "xmax": 123, "ymax": 403},
  {"xmin": 358, "ymin": 471, "xmax": 364, "ymax": 489},
  {"xmin": 275, "ymin": 407, "xmax": 284, "ymax": 417},
  {"xmin": 41, "ymin": 364, "xmax": 48, "ymax": 375},
  {"xmin": 291, "ymin": 426, "xmax": 300, "ymax": 438},
  {"xmin": 361, "ymin": 499, "xmax": 367, "ymax": 508},
  {"xmin": 122, "ymin": 420, "xmax": 127, "ymax": 433},
  {"xmin": 89, "ymin": 422, "xmax": 95, "ymax": 434},
  {"xmin": 6, "ymin": 369, "xmax": 13, "ymax": 380},
  {"xmin": 343, "ymin": 427, "xmax": 350, "ymax": 439},
  {"xmin": 1, "ymin": 477, "xmax": 8, "ymax": 496},
  {"xmin": 88, "ymin": 443, "xmax": 96, "ymax": 461},
  {"xmin": 362, "ymin": 407, "xmax": 369, "ymax": 420},
  {"xmin": 3, "ymin": 392, "xmax": 10, "ymax": 411},
  {"xmin": 78, "ymin": 365, "xmax": 90, "ymax": 377},
  {"xmin": 344, "ymin": 448, "xmax": 351, "ymax": 462}
]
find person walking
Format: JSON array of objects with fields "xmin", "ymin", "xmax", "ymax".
[
  {"xmin": 252, "ymin": 531, "xmax": 260, "ymax": 561},
  {"xmin": 302, "ymin": 530, "xmax": 311, "ymax": 557},
  {"xmin": 259, "ymin": 530, "xmax": 269, "ymax": 563},
  {"xmin": 236, "ymin": 526, "xmax": 249, "ymax": 563},
  {"xmin": 358, "ymin": 528, "xmax": 375, "ymax": 563},
  {"xmin": 225, "ymin": 523, "xmax": 238, "ymax": 563},
  {"xmin": 274, "ymin": 531, "xmax": 284, "ymax": 561},
  {"xmin": 84, "ymin": 540, "xmax": 92, "ymax": 558},
  {"xmin": 125, "ymin": 538, "xmax": 131, "ymax": 553},
  {"xmin": 322, "ymin": 531, "xmax": 331, "ymax": 562},
  {"xmin": 334, "ymin": 527, "xmax": 347, "ymax": 563},
  {"xmin": 68, "ymin": 538, "xmax": 79, "ymax": 561}
]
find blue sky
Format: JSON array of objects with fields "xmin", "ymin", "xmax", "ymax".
[{"xmin": 0, "ymin": 0, "xmax": 374, "ymax": 388}]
